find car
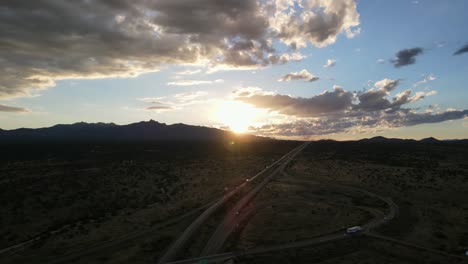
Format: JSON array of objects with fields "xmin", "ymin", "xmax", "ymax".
[{"xmin": 346, "ymin": 226, "xmax": 363, "ymax": 235}]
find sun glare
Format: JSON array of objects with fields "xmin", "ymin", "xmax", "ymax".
[{"xmin": 215, "ymin": 101, "xmax": 260, "ymax": 133}]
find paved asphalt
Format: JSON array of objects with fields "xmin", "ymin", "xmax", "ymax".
[
  {"xmin": 200, "ymin": 142, "xmax": 309, "ymax": 256},
  {"xmin": 165, "ymin": 161, "xmax": 401, "ymax": 264},
  {"xmin": 157, "ymin": 142, "xmax": 309, "ymax": 264}
]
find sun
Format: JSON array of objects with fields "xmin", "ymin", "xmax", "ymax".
[{"xmin": 214, "ymin": 101, "xmax": 259, "ymax": 133}]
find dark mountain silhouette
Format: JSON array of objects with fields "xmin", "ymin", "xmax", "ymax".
[
  {"xmin": 419, "ymin": 137, "xmax": 440, "ymax": 143},
  {"xmin": 358, "ymin": 136, "xmax": 450, "ymax": 144},
  {"xmin": 359, "ymin": 136, "xmax": 416, "ymax": 143},
  {"xmin": 356, "ymin": 136, "xmax": 468, "ymax": 145},
  {"xmin": 0, "ymin": 120, "xmax": 266, "ymax": 142}
]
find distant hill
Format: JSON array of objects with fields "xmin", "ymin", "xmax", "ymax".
[
  {"xmin": 359, "ymin": 136, "xmax": 416, "ymax": 143},
  {"xmin": 358, "ymin": 136, "xmax": 468, "ymax": 145},
  {"xmin": 419, "ymin": 137, "xmax": 440, "ymax": 143},
  {"xmin": 0, "ymin": 120, "xmax": 267, "ymax": 143}
]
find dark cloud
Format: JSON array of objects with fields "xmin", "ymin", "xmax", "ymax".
[
  {"xmin": 392, "ymin": 48, "xmax": 423, "ymax": 67},
  {"xmin": 0, "ymin": 104, "xmax": 29, "ymax": 112},
  {"xmin": 402, "ymin": 109, "xmax": 468, "ymax": 126},
  {"xmin": 252, "ymin": 108, "xmax": 468, "ymax": 137},
  {"xmin": 278, "ymin": 69, "xmax": 319, "ymax": 82},
  {"xmin": 237, "ymin": 79, "xmax": 403, "ymax": 116},
  {"xmin": 237, "ymin": 86, "xmax": 354, "ymax": 117},
  {"xmin": 237, "ymin": 78, "xmax": 464, "ymax": 137},
  {"xmin": 146, "ymin": 106, "xmax": 172, "ymax": 111},
  {"xmin": 355, "ymin": 79, "xmax": 407, "ymax": 111},
  {"xmin": 0, "ymin": 0, "xmax": 360, "ymax": 99},
  {"xmin": 453, "ymin": 43, "xmax": 468, "ymax": 55}
]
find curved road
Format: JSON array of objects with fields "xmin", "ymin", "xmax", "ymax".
[
  {"xmin": 200, "ymin": 143, "xmax": 309, "ymax": 256},
  {"xmin": 200, "ymin": 169, "xmax": 397, "ymax": 257},
  {"xmin": 165, "ymin": 152, "xmax": 467, "ymax": 264},
  {"xmin": 157, "ymin": 142, "xmax": 309, "ymax": 264}
]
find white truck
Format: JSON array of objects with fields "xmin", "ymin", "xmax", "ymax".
[{"xmin": 346, "ymin": 226, "xmax": 363, "ymax": 235}]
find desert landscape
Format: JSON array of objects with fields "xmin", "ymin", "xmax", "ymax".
[
  {"xmin": 1, "ymin": 131, "xmax": 467, "ymax": 263},
  {"xmin": 1, "ymin": 1, "xmax": 468, "ymax": 263}
]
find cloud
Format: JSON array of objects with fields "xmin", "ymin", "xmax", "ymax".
[
  {"xmin": 251, "ymin": 108, "xmax": 468, "ymax": 137},
  {"xmin": 173, "ymin": 91, "xmax": 208, "ymax": 101},
  {"xmin": 0, "ymin": 0, "xmax": 360, "ymax": 99},
  {"xmin": 354, "ymin": 79, "xmax": 421, "ymax": 112},
  {"xmin": 235, "ymin": 79, "xmax": 467, "ymax": 137},
  {"xmin": 140, "ymin": 90, "xmax": 210, "ymax": 112},
  {"xmin": 138, "ymin": 97, "xmax": 166, "ymax": 103},
  {"xmin": 278, "ymin": 69, "xmax": 319, "ymax": 82},
  {"xmin": 453, "ymin": 43, "xmax": 468, "ymax": 55},
  {"xmin": 375, "ymin": 79, "xmax": 400, "ymax": 92},
  {"xmin": 167, "ymin": 79, "xmax": 224, "ymax": 86},
  {"xmin": 0, "ymin": 104, "xmax": 29, "ymax": 113},
  {"xmin": 274, "ymin": 0, "xmax": 361, "ymax": 48},
  {"xmin": 176, "ymin": 69, "xmax": 202, "ymax": 75},
  {"xmin": 435, "ymin": 41, "xmax": 446, "ymax": 48},
  {"xmin": 236, "ymin": 86, "xmax": 354, "ymax": 117},
  {"xmin": 323, "ymin": 59, "xmax": 336, "ymax": 68},
  {"xmin": 392, "ymin": 47, "xmax": 423, "ymax": 67},
  {"xmin": 410, "ymin": 90, "xmax": 437, "ymax": 102},
  {"xmin": 278, "ymin": 52, "xmax": 306, "ymax": 62},
  {"xmin": 413, "ymin": 74, "xmax": 436, "ymax": 87},
  {"xmin": 145, "ymin": 105, "xmax": 172, "ymax": 111},
  {"xmin": 377, "ymin": 59, "xmax": 386, "ymax": 64},
  {"xmin": 401, "ymin": 109, "xmax": 468, "ymax": 126}
]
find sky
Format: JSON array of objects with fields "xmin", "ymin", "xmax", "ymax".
[{"xmin": 0, "ymin": 0, "xmax": 467, "ymax": 140}]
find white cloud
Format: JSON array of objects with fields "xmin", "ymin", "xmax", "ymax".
[
  {"xmin": 278, "ymin": 69, "xmax": 319, "ymax": 82},
  {"xmin": 167, "ymin": 79, "xmax": 224, "ymax": 86},
  {"xmin": 140, "ymin": 90, "xmax": 211, "ymax": 112},
  {"xmin": 413, "ymin": 74, "xmax": 436, "ymax": 87},
  {"xmin": 323, "ymin": 59, "xmax": 336, "ymax": 68},
  {"xmin": 173, "ymin": 91, "xmax": 208, "ymax": 102},
  {"xmin": 279, "ymin": 52, "xmax": 306, "ymax": 63},
  {"xmin": 175, "ymin": 69, "xmax": 202, "ymax": 75},
  {"xmin": 272, "ymin": 0, "xmax": 361, "ymax": 48}
]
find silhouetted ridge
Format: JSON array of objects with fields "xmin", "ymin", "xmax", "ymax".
[
  {"xmin": 0, "ymin": 121, "xmax": 265, "ymax": 142},
  {"xmin": 420, "ymin": 137, "xmax": 440, "ymax": 143},
  {"xmin": 359, "ymin": 136, "xmax": 417, "ymax": 143}
]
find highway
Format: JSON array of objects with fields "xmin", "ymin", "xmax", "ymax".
[
  {"xmin": 166, "ymin": 231, "xmax": 347, "ymax": 264},
  {"xmin": 2, "ymin": 141, "xmax": 306, "ymax": 264},
  {"xmin": 200, "ymin": 168, "xmax": 397, "ymax": 256},
  {"xmin": 200, "ymin": 142, "xmax": 309, "ymax": 256},
  {"xmin": 166, "ymin": 170, "xmax": 400, "ymax": 264},
  {"xmin": 157, "ymin": 142, "xmax": 309, "ymax": 264},
  {"xmin": 167, "ymin": 232, "xmax": 468, "ymax": 264},
  {"xmin": 168, "ymin": 171, "xmax": 468, "ymax": 264},
  {"xmin": 168, "ymin": 168, "xmax": 468, "ymax": 264}
]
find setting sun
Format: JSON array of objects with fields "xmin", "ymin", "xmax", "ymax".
[{"xmin": 214, "ymin": 101, "xmax": 260, "ymax": 133}]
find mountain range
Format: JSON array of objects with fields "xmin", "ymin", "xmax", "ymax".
[
  {"xmin": 0, "ymin": 120, "xmax": 264, "ymax": 142},
  {"xmin": 0, "ymin": 121, "xmax": 466, "ymax": 143}
]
